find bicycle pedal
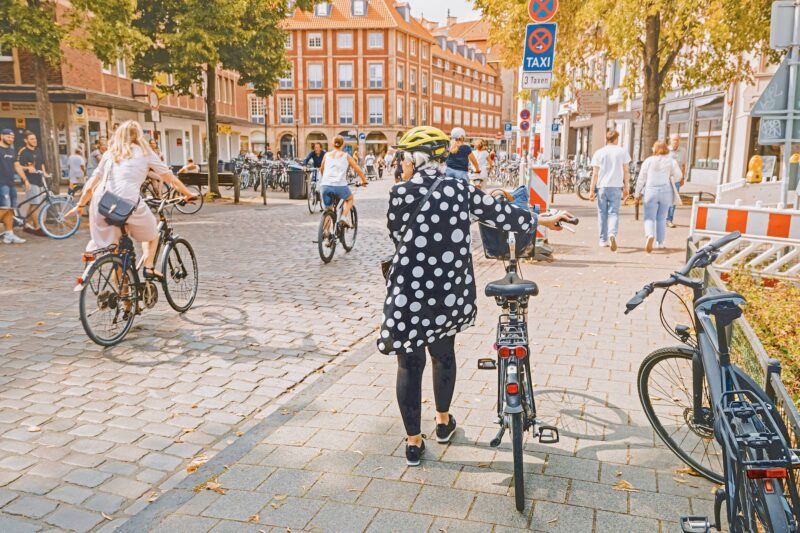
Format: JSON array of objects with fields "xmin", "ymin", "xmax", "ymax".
[
  {"xmin": 538, "ymin": 425, "xmax": 559, "ymax": 444},
  {"xmin": 679, "ymin": 516, "xmax": 711, "ymax": 533},
  {"xmin": 477, "ymin": 358, "xmax": 496, "ymax": 370}
]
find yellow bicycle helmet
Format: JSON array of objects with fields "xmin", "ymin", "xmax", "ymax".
[{"xmin": 395, "ymin": 126, "xmax": 450, "ymax": 160}]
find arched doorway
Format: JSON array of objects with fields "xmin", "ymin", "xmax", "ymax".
[
  {"xmin": 279, "ymin": 134, "xmax": 295, "ymax": 159},
  {"xmin": 366, "ymin": 132, "xmax": 388, "ymax": 156},
  {"xmin": 306, "ymin": 132, "xmax": 328, "ymax": 153}
]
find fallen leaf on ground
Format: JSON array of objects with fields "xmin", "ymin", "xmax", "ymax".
[
  {"xmin": 182, "ymin": 428, "xmax": 195, "ymax": 433},
  {"xmin": 186, "ymin": 456, "xmax": 209, "ymax": 473},
  {"xmin": 676, "ymin": 467, "xmax": 702, "ymax": 477},
  {"xmin": 205, "ymin": 482, "xmax": 225, "ymax": 495},
  {"xmin": 247, "ymin": 514, "xmax": 259, "ymax": 523},
  {"xmin": 280, "ymin": 409, "xmax": 291, "ymax": 416},
  {"xmin": 191, "ymin": 404, "xmax": 199, "ymax": 409},
  {"xmin": 236, "ymin": 431, "xmax": 244, "ymax": 437},
  {"xmin": 27, "ymin": 425, "xmax": 41, "ymax": 432},
  {"xmin": 347, "ymin": 488, "xmax": 360, "ymax": 492},
  {"xmin": 273, "ymin": 494, "xmax": 287, "ymax": 501},
  {"xmin": 615, "ymin": 470, "xmax": 622, "ymax": 477},
  {"xmin": 147, "ymin": 492, "xmax": 159, "ymax": 502},
  {"xmin": 548, "ymin": 518, "xmax": 558, "ymax": 524},
  {"xmin": 2, "ymin": 334, "xmax": 11, "ymax": 339},
  {"xmin": 353, "ymin": 450, "xmax": 364, "ymax": 456},
  {"xmin": 102, "ymin": 512, "xmax": 113, "ymax": 521},
  {"xmin": 35, "ymin": 321, "xmax": 45, "ymax": 326},
  {"xmin": 673, "ymin": 477, "xmax": 688, "ymax": 484},
  {"xmin": 477, "ymin": 463, "xmax": 491, "ymax": 468},
  {"xmin": 174, "ymin": 438, "xmax": 184, "ymax": 444},
  {"xmin": 612, "ymin": 480, "xmax": 638, "ymax": 492},
  {"xmin": 373, "ymin": 467, "xmax": 383, "ymax": 472}
]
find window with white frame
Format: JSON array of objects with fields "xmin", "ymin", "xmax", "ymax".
[
  {"xmin": 279, "ymin": 64, "xmax": 293, "ymax": 88},
  {"xmin": 308, "ymin": 96, "xmax": 324, "ymax": 124},
  {"xmin": 488, "ymin": 93, "xmax": 493, "ymax": 106},
  {"xmin": 368, "ymin": 31, "xmax": 384, "ymax": 49},
  {"xmin": 472, "ymin": 111, "xmax": 478, "ymax": 125},
  {"xmin": 308, "ymin": 63, "xmax": 323, "ymax": 89},
  {"xmin": 369, "ymin": 96, "xmax": 384, "ymax": 124},
  {"xmin": 397, "ymin": 34, "xmax": 404, "ymax": 52},
  {"xmin": 495, "ymin": 116, "xmax": 501, "ymax": 129},
  {"xmin": 481, "ymin": 91, "xmax": 487, "ymax": 104},
  {"xmin": 307, "ymin": 32, "xmax": 323, "ymax": 49},
  {"xmin": 473, "ymin": 89, "xmax": 479, "ymax": 103},
  {"xmin": 279, "ymin": 97, "xmax": 294, "ymax": 124},
  {"xmin": 337, "ymin": 32, "xmax": 353, "ymax": 49},
  {"xmin": 102, "ymin": 62, "xmax": 113, "ymax": 74},
  {"xmin": 463, "ymin": 111, "xmax": 470, "ymax": 126},
  {"xmin": 480, "ymin": 114, "xmax": 486, "ymax": 128},
  {"xmin": 464, "ymin": 87, "xmax": 471, "ymax": 101},
  {"xmin": 422, "ymin": 103, "xmax": 428, "ymax": 124},
  {"xmin": 285, "ymin": 34, "xmax": 293, "ymax": 49},
  {"xmin": 421, "ymin": 71, "xmax": 428, "ymax": 95},
  {"xmin": 456, "ymin": 65, "xmax": 462, "ymax": 74},
  {"xmin": 433, "ymin": 106, "xmax": 442, "ymax": 123},
  {"xmin": 466, "ymin": 68, "xmax": 471, "ymax": 76},
  {"xmin": 397, "ymin": 65, "xmax": 404, "ymax": 89},
  {"xmin": 454, "ymin": 109, "xmax": 462, "ymax": 124},
  {"xmin": 368, "ymin": 62, "xmax": 384, "ymax": 88},
  {"xmin": 454, "ymin": 84, "xmax": 462, "ymax": 99},
  {"xmin": 409, "ymin": 68, "xmax": 416, "ymax": 92},
  {"xmin": 116, "ymin": 58, "xmax": 127, "ymax": 78},
  {"xmin": 444, "ymin": 108, "xmax": 452, "ymax": 124},
  {"xmin": 338, "ymin": 63, "xmax": 353, "ymax": 88},
  {"xmin": 410, "ymin": 39, "xmax": 416, "ymax": 55},
  {"xmin": 444, "ymin": 82, "xmax": 452, "ymax": 97},
  {"xmin": 422, "ymin": 44, "xmax": 429, "ymax": 59},
  {"xmin": 444, "ymin": 60, "xmax": 450, "ymax": 70},
  {"xmin": 352, "ymin": 0, "xmax": 367, "ymax": 15},
  {"xmin": 338, "ymin": 96, "xmax": 354, "ymax": 124},
  {"xmin": 314, "ymin": 2, "xmax": 330, "ymax": 16},
  {"xmin": 249, "ymin": 95, "xmax": 266, "ymax": 124},
  {"xmin": 397, "ymin": 97, "xmax": 404, "ymax": 125},
  {"xmin": 433, "ymin": 79, "xmax": 442, "ymax": 95},
  {"xmin": 409, "ymin": 99, "xmax": 416, "ymax": 125}
]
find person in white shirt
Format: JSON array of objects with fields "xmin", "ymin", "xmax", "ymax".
[
  {"xmin": 590, "ymin": 130, "xmax": 631, "ymax": 250},
  {"xmin": 634, "ymin": 141, "xmax": 682, "ymax": 252},
  {"xmin": 318, "ymin": 135, "xmax": 367, "ymax": 233},
  {"xmin": 666, "ymin": 133, "xmax": 687, "ymax": 228},
  {"xmin": 67, "ymin": 148, "xmax": 86, "ymax": 194}
]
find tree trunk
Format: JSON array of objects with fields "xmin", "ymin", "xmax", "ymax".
[
  {"xmin": 32, "ymin": 54, "xmax": 60, "ymax": 192},
  {"xmin": 205, "ymin": 64, "xmax": 220, "ymax": 197},
  {"xmin": 641, "ymin": 14, "xmax": 662, "ymax": 160}
]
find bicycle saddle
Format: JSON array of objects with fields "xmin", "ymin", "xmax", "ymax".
[
  {"xmin": 485, "ymin": 272, "xmax": 539, "ymax": 298},
  {"xmin": 695, "ymin": 288, "xmax": 745, "ymax": 326}
]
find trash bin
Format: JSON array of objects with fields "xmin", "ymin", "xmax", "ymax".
[{"xmin": 287, "ymin": 164, "xmax": 307, "ymax": 199}]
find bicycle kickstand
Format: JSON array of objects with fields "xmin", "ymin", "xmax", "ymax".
[{"xmin": 489, "ymin": 424, "xmax": 505, "ymax": 448}]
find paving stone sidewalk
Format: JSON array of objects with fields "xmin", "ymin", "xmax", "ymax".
[{"xmin": 124, "ymin": 194, "xmax": 715, "ymax": 533}]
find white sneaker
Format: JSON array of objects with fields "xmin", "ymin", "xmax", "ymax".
[
  {"xmin": 645, "ymin": 236, "xmax": 654, "ymax": 253},
  {"xmin": 599, "ymin": 240, "xmax": 609, "ymax": 247},
  {"xmin": 3, "ymin": 232, "xmax": 25, "ymax": 244},
  {"xmin": 655, "ymin": 242, "xmax": 665, "ymax": 249},
  {"xmin": 609, "ymin": 235, "xmax": 618, "ymax": 252}
]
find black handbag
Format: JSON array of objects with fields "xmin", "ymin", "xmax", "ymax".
[
  {"xmin": 381, "ymin": 178, "xmax": 443, "ymax": 280},
  {"xmin": 97, "ymin": 162, "xmax": 139, "ymax": 227}
]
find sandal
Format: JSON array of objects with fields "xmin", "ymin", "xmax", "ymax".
[{"xmin": 142, "ymin": 267, "xmax": 164, "ymax": 281}]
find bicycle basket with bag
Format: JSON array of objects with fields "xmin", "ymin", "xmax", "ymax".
[{"xmin": 479, "ymin": 187, "xmax": 538, "ymax": 260}]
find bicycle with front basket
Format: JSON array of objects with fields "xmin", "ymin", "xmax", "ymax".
[
  {"xmin": 626, "ymin": 231, "xmax": 800, "ymax": 532},
  {"xmin": 76, "ymin": 197, "xmax": 199, "ymax": 346}
]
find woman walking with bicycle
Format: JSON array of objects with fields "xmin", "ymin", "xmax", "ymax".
[
  {"xmin": 69, "ymin": 120, "xmax": 195, "ymax": 279},
  {"xmin": 379, "ymin": 126, "xmax": 572, "ymax": 466},
  {"xmin": 318, "ymin": 135, "xmax": 366, "ymax": 228}
]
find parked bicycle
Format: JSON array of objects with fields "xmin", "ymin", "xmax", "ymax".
[
  {"xmin": 315, "ymin": 187, "xmax": 359, "ymax": 263},
  {"xmin": 626, "ymin": 231, "xmax": 800, "ymax": 532},
  {"xmin": 76, "ymin": 196, "xmax": 199, "ymax": 346},
  {"xmin": 306, "ymin": 167, "xmax": 323, "ymax": 214},
  {"xmin": 12, "ymin": 171, "xmax": 80, "ymax": 239},
  {"xmin": 141, "ymin": 178, "xmax": 203, "ymax": 215},
  {"xmin": 477, "ymin": 214, "xmax": 578, "ymax": 511}
]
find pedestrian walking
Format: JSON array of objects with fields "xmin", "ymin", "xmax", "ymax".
[
  {"xmin": 634, "ymin": 141, "xmax": 683, "ymax": 253},
  {"xmin": 67, "ymin": 148, "xmax": 86, "ymax": 195},
  {"xmin": 666, "ymin": 133, "xmax": 687, "ymax": 228},
  {"xmin": 0, "ymin": 129, "xmax": 26, "ymax": 244},
  {"xmin": 444, "ymin": 127, "xmax": 479, "ymax": 181},
  {"xmin": 380, "ymin": 125, "xmax": 572, "ymax": 466},
  {"xmin": 14, "ymin": 130, "xmax": 47, "ymax": 234},
  {"xmin": 589, "ymin": 130, "xmax": 630, "ymax": 251},
  {"xmin": 473, "ymin": 138, "xmax": 492, "ymax": 187},
  {"xmin": 87, "ymin": 138, "xmax": 107, "ymax": 179}
]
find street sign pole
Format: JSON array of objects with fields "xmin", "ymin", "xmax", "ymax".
[{"xmin": 781, "ymin": 3, "xmax": 800, "ymax": 206}]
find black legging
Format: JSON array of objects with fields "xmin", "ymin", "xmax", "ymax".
[{"xmin": 396, "ymin": 335, "xmax": 457, "ymax": 436}]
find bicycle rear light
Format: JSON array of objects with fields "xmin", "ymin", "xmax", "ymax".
[
  {"xmin": 746, "ymin": 468, "xmax": 788, "ymax": 480},
  {"xmin": 75, "ymin": 277, "xmax": 83, "ymax": 285},
  {"xmin": 498, "ymin": 346, "xmax": 528, "ymax": 358},
  {"xmin": 506, "ymin": 383, "xmax": 519, "ymax": 395}
]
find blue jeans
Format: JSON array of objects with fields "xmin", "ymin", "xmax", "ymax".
[
  {"xmin": 667, "ymin": 181, "xmax": 680, "ymax": 222},
  {"xmin": 0, "ymin": 184, "xmax": 18, "ymax": 208},
  {"xmin": 643, "ymin": 184, "xmax": 673, "ymax": 244},
  {"xmin": 320, "ymin": 185, "xmax": 352, "ymax": 207},
  {"xmin": 597, "ymin": 187, "xmax": 622, "ymax": 242},
  {"xmin": 445, "ymin": 168, "xmax": 469, "ymax": 181}
]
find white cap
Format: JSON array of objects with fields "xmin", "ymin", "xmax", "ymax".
[{"xmin": 450, "ymin": 127, "xmax": 466, "ymax": 139}]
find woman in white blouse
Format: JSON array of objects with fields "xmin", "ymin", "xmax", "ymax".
[
  {"xmin": 634, "ymin": 140, "xmax": 683, "ymax": 253},
  {"xmin": 69, "ymin": 121, "xmax": 195, "ymax": 279}
]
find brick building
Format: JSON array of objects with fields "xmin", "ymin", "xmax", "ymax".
[{"xmin": 260, "ymin": 0, "xmax": 504, "ymax": 158}]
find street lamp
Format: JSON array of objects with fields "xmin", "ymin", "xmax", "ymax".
[{"xmin": 295, "ymin": 119, "xmax": 301, "ymax": 159}]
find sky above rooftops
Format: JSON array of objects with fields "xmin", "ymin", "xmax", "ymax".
[{"xmin": 407, "ymin": 0, "xmax": 479, "ymax": 25}]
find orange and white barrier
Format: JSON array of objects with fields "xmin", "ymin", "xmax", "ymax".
[
  {"xmin": 690, "ymin": 200, "xmax": 800, "ymax": 282},
  {"xmin": 528, "ymin": 165, "xmax": 550, "ymax": 240}
]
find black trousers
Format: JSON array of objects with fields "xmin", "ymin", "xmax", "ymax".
[{"xmin": 396, "ymin": 335, "xmax": 457, "ymax": 436}]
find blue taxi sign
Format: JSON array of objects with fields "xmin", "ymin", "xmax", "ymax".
[{"xmin": 523, "ymin": 23, "xmax": 557, "ymax": 73}]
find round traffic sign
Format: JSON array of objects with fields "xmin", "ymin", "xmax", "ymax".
[
  {"xmin": 519, "ymin": 109, "xmax": 531, "ymax": 121},
  {"xmin": 520, "ymin": 120, "xmax": 531, "ymax": 131},
  {"xmin": 528, "ymin": 26, "xmax": 554, "ymax": 54},
  {"xmin": 148, "ymin": 90, "xmax": 160, "ymax": 110},
  {"xmin": 528, "ymin": 0, "xmax": 558, "ymax": 23}
]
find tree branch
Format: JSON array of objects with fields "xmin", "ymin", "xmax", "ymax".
[{"xmin": 658, "ymin": 45, "xmax": 681, "ymax": 84}]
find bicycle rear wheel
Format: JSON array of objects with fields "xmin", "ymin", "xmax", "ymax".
[
  {"xmin": 577, "ymin": 178, "xmax": 591, "ymax": 201},
  {"xmin": 318, "ymin": 210, "xmax": 336, "ymax": 263},
  {"xmin": 39, "ymin": 198, "xmax": 80, "ymax": 239},
  {"xmin": 510, "ymin": 411, "xmax": 525, "ymax": 512},
  {"xmin": 307, "ymin": 182, "xmax": 317, "ymax": 214},
  {"xmin": 161, "ymin": 238, "xmax": 198, "ymax": 312},
  {"xmin": 638, "ymin": 347, "xmax": 724, "ymax": 483},
  {"xmin": 340, "ymin": 205, "xmax": 358, "ymax": 252},
  {"xmin": 79, "ymin": 255, "xmax": 138, "ymax": 346}
]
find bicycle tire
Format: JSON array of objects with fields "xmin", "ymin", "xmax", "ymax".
[
  {"xmin": 79, "ymin": 255, "xmax": 138, "ymax": 346},
  {"xmin": 39, "ymin": 198, "xmax": 80, "ymax": 239},
  {"xmin": 638, "ymin": 347, "xmax": 724, "ymax": 483},
  {"xmin": 749, "ymin": 479, "xmax": 794, "ymax": 533},
  {"xmin": 161, "ymin": 238, "xmax": 198, "ymax": 312},
  {"xmin": 318, "ymin": 210, "xmax": 336, "ymax": 263},
  {"xmin": 577, "ymin": 179, "xmax": 591, "ymax": 201},
  {"xmin": 175, "ymin": 186, "xmax": 203, "ymax": 215},
  {"xmin": 511, "ymin": 411, "xmax": 525, "ymax": 512},
  {"xmin": 340, "ymin": 205, "xmax": 358, "ymax": 252},
  {"xmin": 307, "ymin": 182, "xmax": 316, "ymax": 214}
]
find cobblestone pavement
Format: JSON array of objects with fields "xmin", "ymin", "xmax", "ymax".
[
  {"xmin": 0, "ymin": 183, "xmax": 393, "ymax": 532},
  {"xmin": 116, "ymin": 186, "xmax": 716, "ymax": 532}
]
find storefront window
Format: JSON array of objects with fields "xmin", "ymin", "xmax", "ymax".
[
  {"xmin": 693, "ymin": 103, "xmax": 723, "ymax": 170},
  {"xmin": 747, "ymin": 118, "xmax": 786, "ymax": 180}
]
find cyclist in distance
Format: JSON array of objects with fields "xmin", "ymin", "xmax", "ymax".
[
  {"xmin": 68, "ymin": 121, "xmax": 195, "ymax": 280},
  {"xmin": 303, "ymin": 142, "xmax": 326, "ymax": 170},
  {"xmin": 379, "ymin": 125, "xmax": 574, "ymax": 466},
  {"xmin": 318, "ymin": 135, "xmax": 366, "ymax": 229},
  {"xmin": 444, "ymin": 127, "xmax": 479, "ymax": 182}
]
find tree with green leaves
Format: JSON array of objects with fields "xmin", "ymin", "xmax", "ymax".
[
  {"xmin": 0, "ymin": 0, "xmax": 144, "ymax": 191},
  {"xmin": 475, "ymin": 0, "xmax": 775, "ymax": 155},
  {"xmin": 130, "ymin": 0, "xmax": 314, "ymax": 196}
]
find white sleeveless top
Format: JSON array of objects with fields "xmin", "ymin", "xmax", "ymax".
[{"xmin": 320, "ymin": 150, "xmax": 349, "ymax": 187}]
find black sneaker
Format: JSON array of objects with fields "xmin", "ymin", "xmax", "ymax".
[
  {"xmin": 435, "ymin": 415, "xmax": 457, "ymax": 443},
  {"xmin": 405, "ymin": 440, "xmax": 425, "ymax": 466}
]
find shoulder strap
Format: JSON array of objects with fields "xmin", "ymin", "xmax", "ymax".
[{"xmin": 394, "ymin": 177, "xmax": 443, "ymax": 251}]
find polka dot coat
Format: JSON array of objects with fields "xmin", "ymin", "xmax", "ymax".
[{"xmin": 377, "ymin": 166, "xmax": 538, "ymax": 355}]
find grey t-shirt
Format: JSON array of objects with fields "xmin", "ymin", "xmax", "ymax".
[
  {"xmin": 669, "ymin": 147, "xmax": 687, "ymax": 168},
  {"xmin": 67, "ymin": 154, "xmax": 85, "ymax": 179}
]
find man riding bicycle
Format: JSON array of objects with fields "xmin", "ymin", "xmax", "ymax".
[{"xmin": 318, "ymin": 136, "xmax": 366, "ymax": 229}]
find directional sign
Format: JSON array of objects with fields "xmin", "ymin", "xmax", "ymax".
[
  {"xmin": 523, "ymin": 23, "xmax": 557, "ymax": 75},
  {"xmin": 519, "ymin": 109, "xmax": 531, "ymax": 121},
  {"xmin": 528, "ymin": 0, "xmax": 558, "ymax": 23}
]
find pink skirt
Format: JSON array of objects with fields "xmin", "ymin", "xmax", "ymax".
[{"xmin": 87, "ymin": 196, "xmax": 158, "ymax": 251}]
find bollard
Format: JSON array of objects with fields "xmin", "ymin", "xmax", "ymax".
[{"xmin": 233, "ymin": 173, "xmax": 240, "ymax": 204}]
